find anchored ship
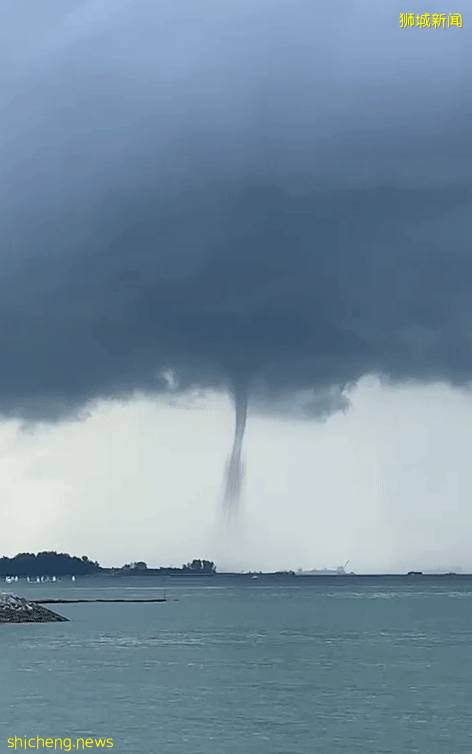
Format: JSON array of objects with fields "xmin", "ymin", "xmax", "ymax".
[{"xmin": 296, "ymin": 560, "xmax": 353, "ymax": 576}]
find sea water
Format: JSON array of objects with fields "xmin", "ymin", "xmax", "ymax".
[{"xmin": 1, "ymin": 576, "xmax": 472, "ymax": 753}]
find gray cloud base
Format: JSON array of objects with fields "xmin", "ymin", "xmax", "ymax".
[{"xmin": 0, "ymin": 0, "xmax": 471, "ymax": 420}]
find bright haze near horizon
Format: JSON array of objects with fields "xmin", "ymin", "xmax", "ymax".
[{"xmin": 0, "ymin": 0, "xmax": 471, "ymax": 574}]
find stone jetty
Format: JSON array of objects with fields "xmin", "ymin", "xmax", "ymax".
[{"xmin": 0, "ymin": 592, "xmax": 68, "ymax": 623}]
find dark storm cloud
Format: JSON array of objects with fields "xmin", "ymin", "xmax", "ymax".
[{"xmin": 0, "ymin": 0, "xmax": 471, "ymax": 419}]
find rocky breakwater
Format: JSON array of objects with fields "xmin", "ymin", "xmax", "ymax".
[{"xmin": 0, "ymin": 592, "xmax": 68, "ymax": 623}]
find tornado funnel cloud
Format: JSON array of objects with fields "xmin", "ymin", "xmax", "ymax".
[{"xmin": 223, "ymin": 385, "xmax": 248, "ymax": 516}]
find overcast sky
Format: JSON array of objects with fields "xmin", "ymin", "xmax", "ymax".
[{"xmin": 0, "ymin": 0, "xmax": 471, "ymax": 571}]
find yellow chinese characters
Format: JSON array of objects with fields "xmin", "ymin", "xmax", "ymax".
[
  {"xmin": 432, "ymin": 13, "xmax": 447, "ymax": 27},
  {"xmin": 399, "ymin": 12, "xmax": 463, "ymax": 28},
  {"xmin": 417, "ymin": 13, "xmax": 431, "ymax": 26},
  {"xmin": 399, "ymin": 13, "xmax": 416, "ymax": 26},
  {"xmin": 448, "ymin": 12, "xmax": 463, "ymax": 26}
]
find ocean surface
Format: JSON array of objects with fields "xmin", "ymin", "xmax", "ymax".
[{"xmin": 1, "ymin": 575, "xmax": 472, "ymax": 753}]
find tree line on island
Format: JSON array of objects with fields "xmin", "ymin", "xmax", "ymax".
[{"xmin": 0, "ymin": 552, "xmax": 216, "ymax": 577}]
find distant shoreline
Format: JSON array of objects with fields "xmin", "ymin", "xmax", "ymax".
[
  {"xmin": 2, "ymin": 553, "xmax": 468, "ymax": 580},
  {"xmin": 4, "ymin": 571, "xmax": 471, "ymax": 581}
]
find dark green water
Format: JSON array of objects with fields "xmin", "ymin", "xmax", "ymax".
[{"xmin": 1, "ymin": 576, "xmax": 472, "ymax": 753}]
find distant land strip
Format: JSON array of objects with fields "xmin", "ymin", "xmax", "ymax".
[
  {"xmin": 34, "ymin": 598, "xmax": 167, "ymax": 604},
  {"xmin": 0, "ymin": 552, "xmax": 216, "ymax": 577}
]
